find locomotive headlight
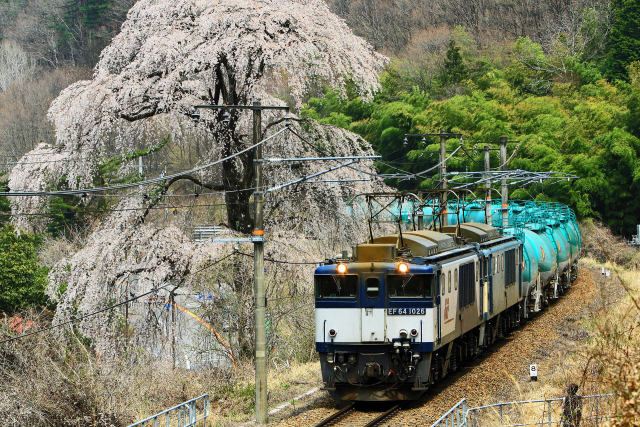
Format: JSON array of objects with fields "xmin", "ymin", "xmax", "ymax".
[
  {"xmin": 329, "ymin": 329, "xmax": 337, "ymax": 338},
  {"xmin": 399, "ymin": 329, "xmax": 408, "ymax": 338},
  {"xmin": 397, "ymin": 262, "xmax": 409, "ymax": 274},
  {"xmin": 410, "ymin": 329, "xmax": 418, "ymax": 337},
  {"xmin": 337, "ymin": 263, "xmax": 348, "ymax": 274}
]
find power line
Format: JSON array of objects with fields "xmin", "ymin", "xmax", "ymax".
[
  {"xmin": 236, "ymin": 251, "xmax": 320, "ymax": 265},
  {"xmin": 89, "ymin": 187, "xmax": 258, "ymax": 198},
  {"xmin": 0, "ymin": 251, "xmax": 238, "ymax": 345},
  {"xmin": 286, "ymin": 126, "xmax": 408, "ymax": 179},
  {"xmin": 0, "ymin": 283, "xmax": 172, "ymax": 344},
  {"xmin": 0, "ymin": 151, "xmax": 74, "ymax": 158},
  {"xmin": 0, "ymin": 202, "xmax": 239, "ymax": 217},
  {"xmin": 0, "ymin": 127, "xmax": 290, "ymax": 197}
]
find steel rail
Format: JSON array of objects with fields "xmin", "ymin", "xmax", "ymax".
[
  {"xmin": 314, "ymin": 402, "xmax": 355, "ymax": 427},
  {"xmin": 363, "ymin": 404, "xmax": 401, "ymax": 427}
]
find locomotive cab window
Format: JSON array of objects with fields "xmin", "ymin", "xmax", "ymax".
[
  {"xmin": 315, "ymin": 275, "xmax": 358, "ymax": 298},
  {"xmin": 387, "ymin": 274, "xmax": 434, "ymax": 298}
]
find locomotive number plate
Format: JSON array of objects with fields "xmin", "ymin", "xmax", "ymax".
[{"xmin": 387, "ymin": 307, "xmax": 426, "ymax": 315}]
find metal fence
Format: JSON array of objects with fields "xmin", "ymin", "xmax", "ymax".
[
  {"xmin": 128, "ymin": 394, "xmax": 210, "ymax": 427},
  {"xmin": 432, "ymin": 398, "xmax": 468, "ymax": 427},
  {"xmin": 432, "ymin": 394, "xmax": 615, "ymax": 427},
  {"xmin": 193, "ymin": 225, "xmax": 226, "ymax": 242},
  {"xmin": 466, "ymin": 393, "xmax": 615, "ymax": 426}
]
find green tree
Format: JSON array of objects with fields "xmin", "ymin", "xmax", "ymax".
[
  {"xmin": 440, "ymin": 39, "xmax": 468, "ymax": 85},
  {"xmin": 0, "ymin": 226, "xmax": 49, "ymax": 313},
  {"xmin": 53, "ymin": 0, "xmax": 133, "ymax": 64},
  {"xmin": 0, "ymin": 178, "xmax": 9, "ymax": 226},
  {"xmin": 603, "ymin": 0, "xmax": 640, "ymax": 80}
]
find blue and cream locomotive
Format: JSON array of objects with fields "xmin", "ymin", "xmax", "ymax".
[{"xmin": 314, "ymin": 204, "xmax": 580, "ymax": 401}]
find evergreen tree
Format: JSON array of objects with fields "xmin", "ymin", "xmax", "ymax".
[
  {"xmin": 441, "ymin": 39, "xmax": 468, "ymax": 85},
  {"xmin": 603, "ymin": 0, "xmax": 640, "ymax": 81},
  {"xmin": 54, "ymin": 0, "xmax": 118, "ymax": 64}
]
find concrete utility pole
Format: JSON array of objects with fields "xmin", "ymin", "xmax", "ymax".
[
  {"xmin": 192, "ymin": 101, "xmax": 289, "ymax": 425},
  {"xmin": 484, "ymin": 145, "xmax": 491, "ymax": 225},
  {"xmin": 417, "ymin": 191, "xmax": 424, "ymax": 230},
  {"xmin": 440, "ymin": 132, "xmax": 448, "ymax": 228},
  {"xmin": 403, "ymin": 132, "xmax": 461, "ymax": 230},
  {"xmin": 500, "ymin": 136, "xmax": 508, "ymax": 230},
  {"xmin": 252, "ymin": 101, "xmax": 268, "ymax": 425}
]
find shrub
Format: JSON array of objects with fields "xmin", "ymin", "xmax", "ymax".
[{"xmin": 0, "ymin": 225, "xmax": 49, "ymax": 313}]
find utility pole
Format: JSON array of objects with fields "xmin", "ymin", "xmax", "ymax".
[
  {"xmin": 417, "ymin": 191, "xmax": 424, "ymax": 230},
  {"xmin": 403, "ymin": 132, "xmax": 460, "ymax": 230},
  {"xmin": 484, "ymin": 145, "xmax": 491, "ymax": 225},
  {"xmin": 500, "ymin": 136, "xmax": 508, "ymax": 230},
  {"xmin": 252, "ymin": 101, "xmax": 268, "ymax": 425},
  {"xmin": 440, "ymin": 132, "xmax": 448, "ymax": 228},
  {"xmin": 192, "ymin": 101, "xmax": 289, "ymax": 425}
]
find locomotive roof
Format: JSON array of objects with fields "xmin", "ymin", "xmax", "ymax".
[
  {"xmin": 358, "ymin": 223, "xmax": 504, "ymax": 262},
  {"xmin": 442, "ymin": 222, "xmax": 501, "ymax": 243}
]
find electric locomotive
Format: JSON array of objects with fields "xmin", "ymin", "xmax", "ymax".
[{"xmin": 314, "ymin": 217, "xmax": 577, "ymax": 401}]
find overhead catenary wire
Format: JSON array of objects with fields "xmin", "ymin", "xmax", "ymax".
[
  {"xmin": 0, "ymin": 126, "xmax": 290, "ymax": 197},
  {"xmin": 0, "ymin": 177, "xmax": 355, "ymax": 218},
  {"xmin": 264, "ymin": 159, "xmax": 360, "ymax": 193},
  {"xmin": 287, "ymin": 126, "xmax": 467, "ymax": 182},
  {"xmin": 285, "ymin": 126, "xmax": 408, "ymax": 180},
  {"xmin": 0, "ymin": 250, "xmax": 239, "ymax": 345}
]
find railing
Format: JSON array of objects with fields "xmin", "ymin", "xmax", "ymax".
[
  {"xmin": 193, "ymin": 225, "xmax": 226, "ymax": 242},
  {"xmin": 431, "ymin": 398, "xmax": 468, "ymax": 427},
  {"xmin": 465, "ymin": 393, "xmax": 614, "ymax": 427},
  {"xmin": 128, "ymin": 394, "xmax": 210, "ymax": 427},
  {"xmin": 432, "ymin": 394, "xmax": 615, "ymax": 427}
]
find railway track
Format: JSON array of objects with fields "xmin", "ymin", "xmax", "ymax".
[{"xmin": 314, "ymin": 402, "xmax": 401, "ymax": 427}]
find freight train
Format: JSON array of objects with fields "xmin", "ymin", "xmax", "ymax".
[{"xmin": 314, "ymin": 201, "xmax": 580, "ymax": 401}]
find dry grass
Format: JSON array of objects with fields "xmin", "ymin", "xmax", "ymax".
[
  {"xmin": 0, "ymin": 310, "xmax": 324, "ymax": 426},
  {"xmin": 507, "ymin": 220, "xmax": 640, "ymax": 426}
]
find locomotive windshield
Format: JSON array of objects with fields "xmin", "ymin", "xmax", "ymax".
[
  {"xmin": 387, "ymin": 274, "xmax": 434, "ymax": 298},
  {"xmin": 315, "ymin": 275, "xmax": 358, "ymax": 298}
]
